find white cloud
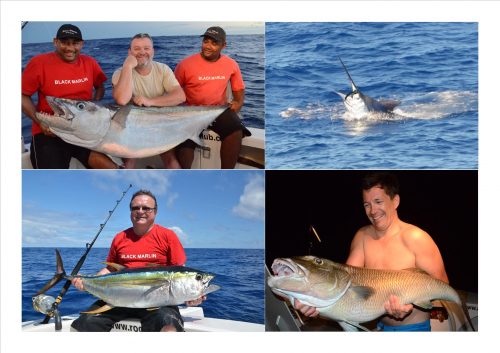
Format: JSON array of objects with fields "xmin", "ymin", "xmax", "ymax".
[
  {"xmin": 91, "ymin": 170, "xmax": 173, "ymax": 195},
  {"xmin": 169, "ymin": 226, "xmax": 189, "ymax": 245},
  {"xmin": 166, "ymin": 192, "xmax": 179, "ymax": 208},
  {"xmin": 232, "ymin": 173, "xmax": 265, "ymax": 221}
]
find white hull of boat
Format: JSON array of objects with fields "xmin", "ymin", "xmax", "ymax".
[
  {"xmin": 22, "ymin": 128, "xmax": 265, "ymax": 170},
  {"xmin": 22, "ymin": 306, "xmax": 264, "ymax": 332}
]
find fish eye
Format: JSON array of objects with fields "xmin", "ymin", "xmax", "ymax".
[
  {"xmin": 195, "ymin": 274, "xmax": 203, "ymax": 281},
  {"xmin": 76, "ymin": 102, "xmax": 86, "ymax": 110},
  {"xmin": 314, "ymin": 258, "xmax": 323, "ymax": 265}
]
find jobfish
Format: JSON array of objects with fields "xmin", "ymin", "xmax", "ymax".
[
  {"xmin": 37, "ymin": 250, "xmax": 219, "ymax": 313},
  {"xmin": 268, "ymin": 255, "xmax": 462, "ymax": 331},
  {"xmin": 35, "ymin": 97, "xmax": 227, "ymax": 158}
]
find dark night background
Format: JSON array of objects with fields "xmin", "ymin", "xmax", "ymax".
[{"xmin": 265, "ymin": 170, "xmax": 478, "ymax": 293}]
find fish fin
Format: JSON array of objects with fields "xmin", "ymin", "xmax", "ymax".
[
  {"xmin": 102, "ymin": 262, "xmax": 126, "ymax": 272},
  {"xmin": 147, "ymin": 307, "xmax": 160, "ymax": 311},
  {"xmin": 142, "ymin": 284, "xmax": 165, "ymax": 297},
  {"xmin": 338, "ymin": 321, "xmax": 370, "ymax": 332},
  {"xmin": 402, "ymin": 268, "xmax": 430, "ymax": 275},
  {"xmin": 378, "ymin": 99, "xmax": 401, "ymax": 111},
  {"xmin": 144, "ymin": 263, "xmax": 162, "ymax": 267},
  {"xmin": 338, "ymin": 57, "xmax": 359, "ymax": 92},
  {"xmin": 413, "ymin": 301, "xmax": 433, "ymax": 310},
  {"xmin": 190, "ymin": 132, "xmax": 204, "ymax": 147},
  {"xmin": 350, "ymin": 285, "xmax": 375, "ymax": 300},
  {"xmin": 334, "ymin": 90, "xmax": 346, "ymax": 100},
  {"xmin": 81, "ymin": 304, "xmax": 114, "ymax": 314},
  {"xmin": 111, "ymin": 104, "xmax": 133, "ymax": 129},
  {"xmin": 35, "ymin": 249, "xmax": 67, "ymax": 295}
]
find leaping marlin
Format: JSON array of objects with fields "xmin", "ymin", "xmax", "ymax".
[{"xmin": 335, "ymin": 58, "xmax": 400, "ymax": 118}]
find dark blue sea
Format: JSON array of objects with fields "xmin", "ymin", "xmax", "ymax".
[
  {"xmin": 265, "ymin": 22, "xmax": 478, "ymax": 169},
  {"xmin": 22, "ymin": 247, "xmax": 264, "ymax": 324},
  {"xmin": 22, "ymin": 34, "xmax": 264, "ymax": 144}
]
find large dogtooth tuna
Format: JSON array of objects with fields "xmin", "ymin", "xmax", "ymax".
[{"xmin": 35, "ymin": 96, "xmax": 228, "ymax": 158}]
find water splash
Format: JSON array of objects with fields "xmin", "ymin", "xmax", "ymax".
[
  {"xmin": 279, "ymin": 90, "xmax": 477, "ymax": 122},
  {"xmin": 279, "ymin": 102, "xmax": 343, "ymax": 120},
  {"xmin": 394, "ymin": 91, "xmax": 478, "ymax": 119}
]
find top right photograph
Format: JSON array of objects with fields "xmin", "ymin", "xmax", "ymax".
[{"xmin": 265, "ymin": 22, "xmax": 478, "ymax": 170}]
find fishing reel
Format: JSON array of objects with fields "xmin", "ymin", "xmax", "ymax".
[{"xmin": 32, "ymin": 294, "xmax": 62, "ymax": 330}]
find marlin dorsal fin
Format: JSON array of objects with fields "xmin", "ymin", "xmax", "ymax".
[{"xmin": 338, "ymin": 57, "xmax": 359, "ymax": 92}]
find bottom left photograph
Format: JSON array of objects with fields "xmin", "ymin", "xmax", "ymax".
[{"xmin": 21, "ymin": 169, "xmax": 265, "ymax": 332}]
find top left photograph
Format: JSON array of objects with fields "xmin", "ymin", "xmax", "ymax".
[{"xmin": 21, "ymin": 21, "xmax": 265, "ymax": 170}]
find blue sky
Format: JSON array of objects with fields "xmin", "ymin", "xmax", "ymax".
[
  {"xmin": 22, "ymin": 21, "xmax": 264, "ymax": 44},
  {"xmin": 22, "ymin": 170, "xmax": 264, "ymax": 249}
]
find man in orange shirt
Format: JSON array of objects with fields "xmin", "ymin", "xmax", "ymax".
[
  {"xmin": 174, "ymin": 26, "xmax": 251, "ymax": 169},
  {"xmin": 22, "ymin": 24, "xmax": 117, "ymax": 169}
]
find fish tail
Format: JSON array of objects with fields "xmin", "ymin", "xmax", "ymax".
[{"xmin": 34, "ymin": 249, "xmax": 67, "ymax": 296}]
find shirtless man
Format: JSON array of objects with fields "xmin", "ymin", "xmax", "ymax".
[{"xmin": 296, "ymin": 172, "xmax": 449, "ymax": 331}]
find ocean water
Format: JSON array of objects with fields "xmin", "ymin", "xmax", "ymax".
[
  {"xmin": 265, "ymin": 22, "xmax": 478, "ymax": 169},
  {"xmin": 22, "ymin": 247, "xmax": 264, "ymax": 325},
  {"xmin": 21, "ymin": 34, "xmax": 264, "ymax": 144}
]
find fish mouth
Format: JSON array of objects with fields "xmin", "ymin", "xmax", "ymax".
[
  {"xmin": 44, "ymin": 96, "xmax": 73, "ymax": 120},
  {"xmin": 271, "ymin": 258, "xmax": 308, "ymax": 279}
]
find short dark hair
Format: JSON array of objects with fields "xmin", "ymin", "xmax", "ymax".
[
  {"xmin": 361, "ymin": 172, "xmax": 399, "ymax": 199},
  {"xmin": 130, "ymin": 189, "xmax": 157, "ymax": 210},
  {"xmin": 130, "ymin": 33, "xmax": 153, "ymax": 48}
]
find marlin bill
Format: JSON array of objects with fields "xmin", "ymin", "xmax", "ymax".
[
  {"xmin": 268, "ymin": 256, "xmax": 463, "ymax": 331},
  {"xmin": 35, "ymin": 97, "xmax": 228, "ymax": 158},
  {"xmin": 36, "ymin": 249, "xmax": 220, "ymax": 313},
  {"xmin": 334, "ymin": 58, "xmax": 400, "ymax": 119}
]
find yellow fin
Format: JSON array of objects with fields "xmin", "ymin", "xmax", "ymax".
[
  {"xmin": 81, "ymin": 304, "xmax": 114, "ymax": 314},
  {"xmin": 102, "ymin": 262, "xmax": 126, "ymax": 271}
]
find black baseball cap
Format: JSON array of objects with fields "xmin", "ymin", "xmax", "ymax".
[
  {"xmin": 56, "ymin": 24, "xmax": 83, "ymax": 41},
  {"xmin": 201, "ymin": 26, "xmax": 226, "ymax": 43}
]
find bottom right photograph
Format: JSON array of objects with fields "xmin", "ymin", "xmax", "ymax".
[{"xmin": 265, "ymin": 170, "xmax": 478, "ymax": 332}]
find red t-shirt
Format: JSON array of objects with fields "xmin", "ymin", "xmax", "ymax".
[
  {"xmin": 174, "ymin": 53, "xmax": 245, "ymax": 106},
  {"xmin": 22, "ymin": 52, "xmax": 107, "ymax": 136},
  {"xmin": 106, "ymin": 224, "xmax": 186, "ymax": 269}
]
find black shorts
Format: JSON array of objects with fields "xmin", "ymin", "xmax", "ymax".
[
  {"xmin": 30, "ymin": 133, "xmax": 91, "ymax": 169},
  {"xmin": 70, "ymin": 300, "xmax": 184, "ymax": 332},
  {"xmin": 178, "ymin": 108, "xmax": 251, "ymax": 149}
]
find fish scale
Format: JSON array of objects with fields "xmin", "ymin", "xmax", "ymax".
[
  {"xmin": 36, "ymin": 250, "xmax": 220, "ymax": 311},
  {"xmin": 327, "ymin": 262, "xmax": 460, "ymax": 323},
  {"xmin": 36, "ymin": 97, "xmax": 227, "ymax": 158},
  {"xmin": 268, "ymin": 256, "xmax": 462, "ymax": 330}
]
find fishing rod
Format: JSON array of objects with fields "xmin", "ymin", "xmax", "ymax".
[{"xmin": 38, "ymin": 184, "xmax": 132, "ymax": 328}]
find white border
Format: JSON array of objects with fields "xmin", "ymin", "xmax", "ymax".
[{"xmin": 2, "ymin": 1, "xmax": 499, "ymax": 352}]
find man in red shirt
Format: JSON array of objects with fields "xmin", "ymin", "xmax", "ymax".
[
  {"xmin": 71, "ymin": 190, "xmax": 205, "ymax": 332},
  {"xmin": 174, "ymin": 26, "xmax": 251, "ymax": 169},
  {"xmin": 22, "ymin": 24, "xmax": 117, "ymax": 169}
]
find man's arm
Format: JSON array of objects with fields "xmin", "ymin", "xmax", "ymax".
[
  {"xmin": 132, "ymin": 85, "xmax": 186, "ymax": 107},
  {"xmin": 408, "ymin": 229, "xmax": 449, "ymax": 283},
  {"xmin": 384, "ymin": 228, "xmax": 448, "ymax": 319},
  {"xmin": 71, "ymin": 267, "xmax": 110, "ymax": 291},
  {"xmin": 93, "ymin": 83, "xmax": 105, "ymax": 101},
  {"xmin": 229, "ymin": 89, "xmax": 244, "ymax": 113},
  {"xmin": 112, "ymin": 55, "xmax": 138, "ymax": 105}
]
